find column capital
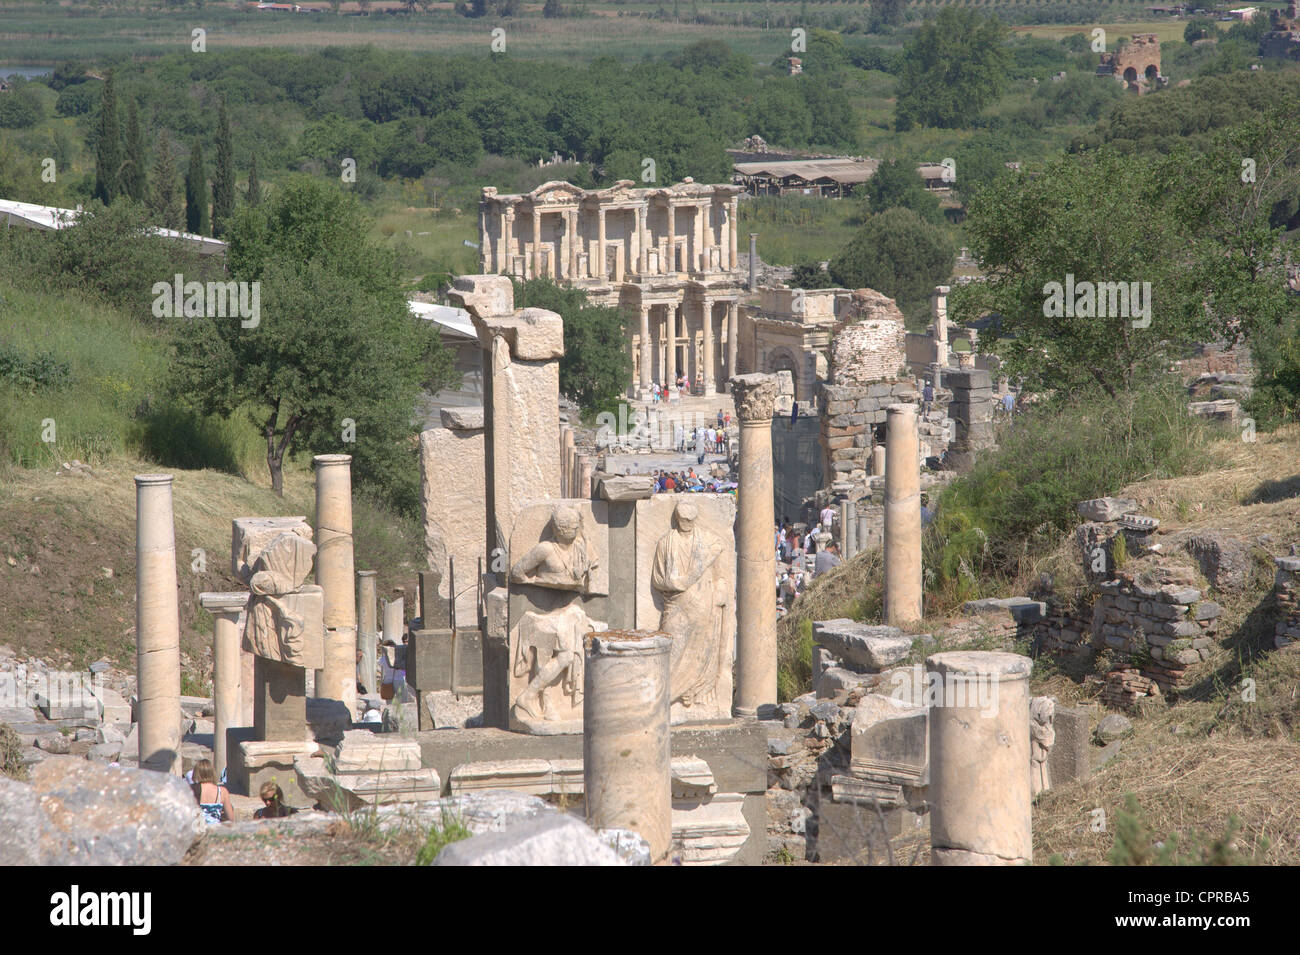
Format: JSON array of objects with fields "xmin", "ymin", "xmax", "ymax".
[
  {"xmin": 200, "ymin": 591, "xmax": 249, "ymax": 615},
  {"xmin": 731, "ymin": 372, "xmax": 779, "ymax": 422}
]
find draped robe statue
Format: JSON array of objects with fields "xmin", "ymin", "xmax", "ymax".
[
  {"xmin": 244, "ymin": 533, "xmax": 317, "ymax": 666},
  {"xmin": 651, "ymin": 499, "xmax": 728, "ymax": 709}
]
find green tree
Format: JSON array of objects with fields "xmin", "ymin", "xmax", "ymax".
[
  {"xmin": 151, "ymin": 130, "xmax": 184, "ymax": 231},
  {"xmin": 894, "ymin": 8, "xmax": 1010, "ymax": 131},
  {"xmin": 245, "ymin": 153, "xmax": 262, "ymax": 206},
  {"xmin": 951, "ymin": 148, "xmax": 1202, "ymax": 397},
  {"xmin": 170, "ymin": 177, "xmax": 456, "ymax": 505},
  {"xmin": 121, "ymin": 101, "xmax": 147, "ymax": 203},
  {"xmin": 864, "ymin": 157, "xmax": 944, "ymax": 224},
  {"xmin": 791, "ymin": 262, "xmax": 837, "ymax": 289},
  {"xmin": 92, "ymin": 72, "xmax": 122, "ymax": 205},
  {"xmin": 0, "ymin": 83, "xmax": 42, "ymax": 129},
  {"xmin": 211, "ymin": 99, "xmax": 236, "ymax": 238},
  {"xmin": 185, "ymin": 138, "xmax": 209, "ymax": 236},
  {"xmin": 513, "ymin": 278, "xmax": 632, "ymax": 416},
  {"xmin": 1184, "ymin": 17, "xmax": 1218, "ymax": 44},
  {"xmin": 829, "ymin": 207, "xmax": 954, "ymax": 321}
]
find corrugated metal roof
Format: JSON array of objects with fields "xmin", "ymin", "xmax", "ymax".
[
  {"xmin": 0, "ymin": 197, "xmax": 227, "ymax": 254},
  {"xmin": 732, "ymin": 159, "xmax": 879, "ymax": 184}
]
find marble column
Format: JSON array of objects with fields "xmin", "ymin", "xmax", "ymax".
[
  {"xmin": 577, "ymin": 455, "xmax": 594, "ymax": 500},
  {"xmin": 844, "ymin": 500, "xmax": 857, "ymax": 558},
  {"xmin": 928, "ymin": 651, "xmax": 1033, "ymax": 865},
  {"xmin": 135, "ymin": 474, "xmax": 181, "ymax": 775},
  {"xmin": 665, "ymin": 304, "xmax": 677, "ymax": 387},
  {"xmin": 240, "ymin": 647, "xmax": 255, "ymax": 727},
  {"xmin": 731, "ymin": 373, "xmax": 779, "ymax": 718},
  {"xmin": 666, "ymin": 203, "xmax": 676, "ymax": 273},
  {"xmin": 597, "ymin": 207, "xmax": 607, "ymax": 280},
  {"xmin": 639, "ymin": 304, "xmax": 652, "ymax": 392},
  {"xmin": 583, "ymin": 631, "xmax": 673, "ymax": 863},
  {"xmin": 884, "ymin": 405, "xmax": 922, "ymax": 628},
  {"xmin": 568, "ymin": 208, "xmax": 579, "ymax": 279},
  {"xmin": 701, "ymin": 300, "xmax": 715, "ymax": 395},
  {"xmin": 200, "ymin": 591, "xmax": 246, "ymax": 779},
  {"xmin": 748, "ymin": 233, "xmax": 758, "ymax": 291},
  {"xmin": 637, "ymin": 205, "xmax": 648, "ymax": 275},
  {"xmin": 872, "ymin": 444, "xmax": 886, "ymax": 477},
  {"xmin": 502, "ymin": 209, "xmax": 514, "ymax": 275},
  {"xmin": 727, "ymin": 301, "xmax": 739, "ymax": 383},
  {"xmin": 383, "ymin": 597, "xmax": 405, "ymax": 648},
  {"xmin": 314, "ymin": 454, "xmax": 357, "ymax": 716},
  {"xmin": 357, "ymin": 570, "xmax": 378, "ymax": 698},
  {"xmin": 702, "ymin": 201, "xmax": 714, "ymax": 268},
  {"xmin": 729, "ymin": 196, "xmax": 739, "ymax": 271},
  {"xmin": 561, "ymin": 427, "xmax": 575, "ymax": 498},
  {"xmin": 532, "ymin": 208, "xmax": 543, "ymax": 278}
]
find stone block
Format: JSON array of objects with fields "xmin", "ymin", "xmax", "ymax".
[
  {"xmin": 432, "ymin": 813, "xmax": 624, "ymax": 866},
  {"xmin": 448, "ymin": 274, "xmax": 514, "ymax": 319},
  {"xmin": 849, "ymin": 694, "xmax": 928, "ymax": 786},
  {"xmin": 439, "ymin": 406, "xmax": 484, "ymax": 431},
  {"xmin": 1076, "ymin": 498, "xmax": 1138, "ymax": 522},
  {"xmin": 596, "ymin": 474, "xmax": 654, "ymax": 502},
  {"xmin": 332, "ymin": 730, "xmax": 424, "ymax": 773},
  {"xmin": 813, "ymin": 620, "xmax": 913, "ymax": 670},
  {"xmin": 1047, "ymin": 705, "xmax": 1090, "ymax": 787}
]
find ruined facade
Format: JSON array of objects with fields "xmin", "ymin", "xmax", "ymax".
[
  {"xmin": 1097, "ymin": 34, "xmax": 1162, "ymax": 88},
  {"xmin": 1261, "ymin": 1, "xmax": 1300, "ymax": 59},
  {"xmin": 478, "ymin": 179, "xmax": 746, "ymax": 396},
  {"xmin": 737, "ymin": 287, "xmax": 853, "ymax": 404}
]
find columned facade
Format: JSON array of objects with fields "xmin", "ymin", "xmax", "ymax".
[{"xmin": 479, "ymin": 179, "xmax": 747, "ymax": 397}]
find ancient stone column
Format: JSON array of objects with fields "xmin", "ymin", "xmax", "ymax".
[
  {"xmin": 532, "ymin": 207, "xmax": 542, "ymax": 278},
  {"xmin": 240, "ymin": 648, "xmax": 255, "ymax": 727},
  {"xmin": 200, "ymin": 592, "xmax": 246, "ymax": 778},
  {"xmin": 731, "ymin": 373, "xmax": 779, "ymax": 718},
  {"xmin": 561, "ymin": 427, "xmax": 575, "ymax": 498},
  {"xmin": 383, "ymin": 597, "xmax": 405, "ymax": 646},
  {"xmin": 568, "ymin": 208, "xmax": 579, "ymax": 278},
  {"xmin": 844, "ymin": 500, "xmax": 858, "ymax": 558},
  {"xmin": 928, "ymin": 651, "xmax": 1033, "ymax": 865},
  {"xmin": 357, "ymin": 570, "xmax": 378, "ymax": 698},
  {"xmin": 135, "ymin": 475, "xmax": 182, "ymax": 775},
  {"xmin": 748, "ymin": 233, "xmax": 758, "ymax": 291},
  {"xmin": 314, "ymin": 454, "xmax": 357, "ymax": 715},
  {"xmin": 639, "ymin": 304, "xmax": 652, "ymax": 393},
  {"xmin": 637, "ymin": 205, "xmax": 648, "ymax": 275},
  {"xmin": 884, "ymin": 404, "xmax": 922, "ymax": 628},
  {"xmin": 665, "ymin": 305, "xmax": 677, "ymax": 387},
  {"xmin": 666, "ymin": 203, "xmax": 676, "ymax": 273},
  {"xmin": 577, "ymin": 454, "xmax": 594, "ymax": 500},
  {"xmin": 729, "ymin": 197, "xmax": 739, "ymax": 271},
  {"xmin": 701, "ymin": 300, "xmax": 715, "ymax": 395},
  {"xmin": 872, "ymin": 444, "xmax": 886, "ymax": 477},
  {"xmin": 727, "ymin": 301, "xmax": 739, "ymax": 383},
  {"xmin": 597, "ymin": 207, "xmax": 607, "ymax": 280},
  {"xmin": 702, "ymin": 200, "xmax": 714, "ymax": 267},
  {"xmin": 583, "ymin": 631, "xmax": 673, "ymax": 862}
]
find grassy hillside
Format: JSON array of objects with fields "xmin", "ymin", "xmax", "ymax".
[{"xmin": 0, "ymin": 279, "xmax": 424, "ymax": 688}]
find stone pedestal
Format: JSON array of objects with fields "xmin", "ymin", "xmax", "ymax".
[
  {"xmin": 201, "ymin": 591, "xmax": 248, "ymax": 779},
  {"xmin": 314, "ymin": 454, "xmax": 357, "ymax": 716},
  {"xmin": 135, "ymin": 474, "xmax": 182, "ymax": 775},
  {"xmin": 884, "ymin": 404, "xmax": 922, "ymax": 628},
  {"xmin": 928, "ymin": 651, "xmax": 1032, "ymax": 865},
  {"xmin": 357, "ymin": 570, "xmax": 378, "ymax": 697},
  {"xmin": 583, "ymin": 631, "xmax": 673, "ymax": 862},
  {"xmin": 420, "ymin": 408, "xmax": 486, "ymax": 627},
  {"xmin": 254, "ymin": 655, "xmax": 307, "ymax": 742},
  {"xmin": 731, "ymin": 373, "xmax": 779, "ymax": 718}
]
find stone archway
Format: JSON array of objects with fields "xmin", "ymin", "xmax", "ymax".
[{"xmin": 765, "ymin": 346, "xmax": 802, "ymax": 400}]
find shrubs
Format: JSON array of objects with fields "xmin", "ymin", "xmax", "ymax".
[
  {"xmin": 926, "ymin": 384, "xmax": 1209, "ymax": 609},
  {"xmin": 0, "ymin": 343, "xmax": 71, "ymax": 391}
]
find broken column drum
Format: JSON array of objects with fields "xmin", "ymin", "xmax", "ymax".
[
  {"xmin": 135, "ymin": 474, "xmax": 182, "ymax": 775},
  {"xmin": 357, "ymin": 570, "xmax": 378, "ymax": 698},
  {"xmin": 314, "ymin": 454, "xmax": 357, "ymax": 715},
  {"xmin": 928, "ymin": 650, "xmax": 1033, "ymax": 865},
  {"xmin": 731, "ymin": 373, "xmax": 779, "ymax": 718},
  {"xmin": 583, "ymin": 631, "xmax": 673, "ymax": 862}
]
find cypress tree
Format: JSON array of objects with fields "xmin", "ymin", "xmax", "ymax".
[
  {"xmin": 92, "ymin": 72, "xmax": 122, "ymax": 205},
  {"xmin": 245, "ymin": 153, "xmax": 262, "ymax": 206},
  {"xmin": 151, "ymin": 130, "xmax": 184, "ymax": 231},
  {"xmin": 121, "ymin": 101, "xmax": 147, "ymax": 202},
  {"xmin": 185, "ymin": 138, "xmax": 210, "ymax": 236},
  {"xmin": 211, "ymin": 99, "xmax": 236, "ymax": 237}
]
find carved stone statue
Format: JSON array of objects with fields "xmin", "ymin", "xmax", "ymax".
[
  {"xmin": 510, "ymin": 603, "xmax": 605, "ymax": 729},
  {"xmin": 1029, "ymin": 695, "xmax": 1056, "ymax": 798},
  {"xmin": 651, "ymin": 499, "xmax": 729, "ymax": 709},
  {"xmin": 510, "ymin": 503, "xmax": 598, "ymax": 594},
  {"xmin": 244, "ymin": 532, "xmax": 319, "ymax": 668}
]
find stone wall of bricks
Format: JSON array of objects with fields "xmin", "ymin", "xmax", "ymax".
[
  {"xmin": 1272, "ymin": 556, "xmax": 1300, "ymax": 649},
  {"xmin": 1090, "ymin": 577, "xmax": 1222, "ymax": 692}
]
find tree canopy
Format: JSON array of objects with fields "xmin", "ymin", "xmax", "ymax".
[
  {"xmin": 895, "ymin": 8, "xmax": 1010, "ymax": 131},
  {"xmin": 829, "ymin": 207, "xmax": 954, "ymax": 321}
]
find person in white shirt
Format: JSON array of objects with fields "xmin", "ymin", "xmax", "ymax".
[{"xmin": 819, "ymin": 504, "xmax": 835, "ymax": 529}]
